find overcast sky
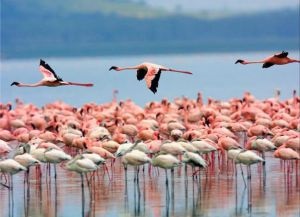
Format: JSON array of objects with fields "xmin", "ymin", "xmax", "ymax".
[{"xmin": 139, "ymin": 0, "xmax": 299, "ymax": 12}]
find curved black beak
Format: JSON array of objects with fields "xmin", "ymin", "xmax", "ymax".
[
  {"xmin": 11, "ymin": 81, "xmax": 20, "ymax": 86},
  {"xmin": 109, "ymin": 66, "xmax": 118, "ymax": 71},
  {"xmin": 235, "ymin": 59, "xmax": 245, "ymax": 64}
]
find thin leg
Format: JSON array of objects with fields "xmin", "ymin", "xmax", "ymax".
[
  {"xmin": 240, "ymin": 164, "xmax": 247, "ymax": 188},
  {"xmin": 165, "ymin": 169, "xmax": 168, "ymax": 185}
]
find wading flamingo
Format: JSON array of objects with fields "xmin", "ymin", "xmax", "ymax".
[
  {"xmin": 122, "ymin": 149, "xmax": 152, "ymax": 181},
  {"xmin": 235, "ymin": 51, "xmax": 300, "ymax": 68},
  {"xmin": 66, "ymin": 154, "xmax": 98, "ymax": 200},
  {"xmin": 182, "ymin": 151, "xmax": 207, "ymax": 177},
  {"xmin": 109, "ymin": 62, "xmax": 192, "ymax": 93},
  {"xmin": 11, "ymin": 59, "xmax": 94, "ymax": 87},
  {"xmin": 151, "ymin": 154, "xmax": 180, "ymax": 184},
  {"xmin": 0, "ymin": 159, "xmax": 27, "ymax": 189}
]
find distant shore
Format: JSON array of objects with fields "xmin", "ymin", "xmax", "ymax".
[{"xmin": 2, "ymin": 38, "xmax": 298, "ymax": 60}]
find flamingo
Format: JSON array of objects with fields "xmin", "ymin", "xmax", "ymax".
[
  {"xmin": 109, "ymin": 62, "xmax": 192, "ymax": 93},
  {"xmin": 115, "ymin": 142, "xmax": 136, "ymax": 157},
  {"xmin": 151, "ymin": 154, "xmax": 180, "ymax": 184},
  {"xmin": 273, "ymin": 146, "xmax": 300, "ymax": 160},
  {"xmin": 0, "ymin": 139, "xmax": 12, "ymax": 154},
  {"xmin": 122, "ymin": 149, "xmax": 152, "ymax": 181},
  {"xmin": 182, "ymin": 152, "xmax": 207, "ymax": 177},
  {"xmin": 82, "ymin": 150, "xmax": 106, "ymax": 166},
  {"xmin": 65, "ymin": 154, "xmax": 98, "ymax": 200},
  {"xmin": 0, "ymin": 159, "xmax": 27, "ymax": 189},
  {"xmin": 235, "ymin": 51, "xmax": 300, "ymax": 68},
  {"xmin": 44, "ymin": 147, "xmax": 72, "ymax": 179},
  {"xmin": 159, "ymin": 141, "xmax": 186, "ymax": 156},
  {"xmin": 11, "ymin": 59, "xmax": 94, "ymax": 87},
  {"xmin": 229, "ymin": 149, "xmax": 264, "ymax": 188}
]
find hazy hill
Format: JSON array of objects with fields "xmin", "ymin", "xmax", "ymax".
[{"xmin": 1, "ymin": 0, "xmax": 299, "ymax": 59}]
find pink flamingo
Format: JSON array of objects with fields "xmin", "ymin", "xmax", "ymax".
[
  {"xmin": 109, "ymin": 62, "xmax": 192, "ymax": 93},
  {"xmin": 235, "ymin": 51, "xmax": 300, "ymax": 68},
  {"xmin": 11, "ymin": 59, "xmax": 94, "ymax": 87}
]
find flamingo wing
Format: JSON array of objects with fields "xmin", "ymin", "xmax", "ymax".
[
  {"xmin": 136, "ymin": 68, "xmax": 147, "ymax": 81},
  {"xmin": 39, "ymin": 59, "xmax": 63, "ymax": 81},
  {"xmin": 145, "ymin": 66, "xmax": 161, "ymax": 94},
  {"xmin": 274, "ymin": 51, "xmax": 288, "ymax": 58},
  {"xmin": 262, "ymin": 62, "xmax": 275, "ymax": 68}
]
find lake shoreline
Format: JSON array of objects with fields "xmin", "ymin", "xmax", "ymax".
[{"xmin": 2, "ymin": 39, "xmax": 299, "ymax": 60}]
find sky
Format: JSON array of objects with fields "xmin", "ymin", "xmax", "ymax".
[{"xmin": 140, "ymin": 0, "xmax": 299, "ymax": 12}]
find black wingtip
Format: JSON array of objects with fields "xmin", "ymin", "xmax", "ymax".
[
  {"xmin": 109, "ymin": 66, "xmax": 118, "ymax": 71},
  {"xmin": 262, "ymin": 62, "xmax": 274, "ymax": 68},
  {"xmin": 40, "ymin": 59, "xmax": 45, "ymax": 65},
  {"xmin": 11, "ymin": 81, "xmax": 20, "ymax": 86},
  {"xmin": 149, "ymin": 87, "xmax": 157, "ymax": 94},
  {"xmin": 235, "ymin": 59, "xmax": 244, "ymax": 64}
]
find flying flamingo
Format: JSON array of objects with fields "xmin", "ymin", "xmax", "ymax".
[
  {"xmin": 109, "ymin": 62, "xmax": 192, "ymax": 93},
  {"xmin": 11, "ymin": 59, "xmax": 94, "ymax": 87},
  {"xmin": 235, "ymin": 51, "xmax": 300, "ymax": 68}
]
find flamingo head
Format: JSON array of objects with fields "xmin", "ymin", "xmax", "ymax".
[
  {"xmin": 11, "ymin": 81, "xmax": 20, "ymax": 86},
  {"xmin": 235, "ymin": 59, "xmax": 245, "ymax": 64},
  {"xmin": 109, "ymin": 66, "xmax": 119, "ymax": 71}
]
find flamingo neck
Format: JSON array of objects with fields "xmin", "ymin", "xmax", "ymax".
[
  {"xmin": 118, "ymin": 66, "xmax": 140, "ymax": 71},
  {"xmin": 243, "ymin": 60, "xmax": 265, "ymax": 64},
  {"xmin": 17, "ymin": 82, "xmax": 42, "ymax": 87}
]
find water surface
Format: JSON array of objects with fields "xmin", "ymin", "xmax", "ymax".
[{"xmin": 0, "ymin": 149, "xmax": 299, "ymax": 217}]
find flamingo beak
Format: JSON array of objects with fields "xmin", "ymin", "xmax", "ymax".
[
  {"xmin": 11, "ymin": 81, "xmax": 20, "ymax": 86},
  {"xmin": 235, "ymin": 59, "xmax": 245, "ymax": 64},
  {"xmin": 109, "ymin": 66, "xmax": 118, "ymax": 71}
]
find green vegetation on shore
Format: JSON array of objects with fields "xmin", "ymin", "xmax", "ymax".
[{"xmin": 1, "ymin": 0, "xmax": 299, "ymax": 59}]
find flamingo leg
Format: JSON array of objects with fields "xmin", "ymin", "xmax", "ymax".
[
  {"xmin": 239, "ymin": 164, "xmax": 247, "ymax": 188},
  {"xmin": 165, "ymin": 169, "xmax": 169, "ymax": 185}
]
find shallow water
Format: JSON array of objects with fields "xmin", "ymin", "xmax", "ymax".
[{"xmin": 0, "ymin": 148, "xmax": 299, "ymax": 217}]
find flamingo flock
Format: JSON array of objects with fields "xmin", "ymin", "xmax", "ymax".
[
  {"xmin": 0, "ymin": 90, "xmax": 299, "ymax": 192},
  {"xmin": 2, "ymin": 51, "xmax": 300, "ymax": 216}
]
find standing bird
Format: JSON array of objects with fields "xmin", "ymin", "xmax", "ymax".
[
  {"xmin": 122, "ymin": 149, "xmax": 152, "ymax": 181},
  {"xmin": 109, "ymin": 62, "xmax": 192, "ymax": 93},
  {"xmin": 11, "ymin": 59, "xmax": 94, "ymax": 87},
  {"xmin": 182, "ymin": 152, "xmax": 207, "ymax": 176},
  {"xmin": 151, "ymin": 154, "xmax": 180, "ymax": 184},
  {"xmin": 44, "ymin": 147, "xmax": 72, "ymax": 179},
  {"xmin": 0, "ymin": 159, "xmax": 27, "ymax": 189},
  {"xmin": 235, "ymin": 51, "xmax": 300, "ymax": 68}
]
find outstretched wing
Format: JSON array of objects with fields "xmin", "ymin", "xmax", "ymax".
[
  {"xmin": 145, "ymin": 66, "xmax": 161, "ymax": 94},
  {"xmin": 274, "ymin": 51, "xmax": 288, "ymax": 58},
  {"xmin": 39, "ymin": 59, "xmax": 63, "ymax": 81}
]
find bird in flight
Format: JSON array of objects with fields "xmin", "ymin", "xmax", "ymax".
[
  {"xmin": 235, "ymin": 51, "xmax": 300, "ymax": 68},
  {"xmin": 109, "ymin": 62, "xmax": 192, "ymax": 93},
  {"xmin": 11, "ymin": 59, "xmax": 94, "ymax": 87}
]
